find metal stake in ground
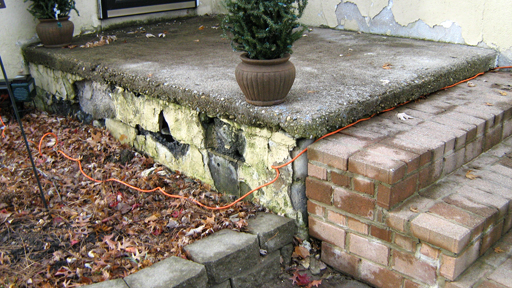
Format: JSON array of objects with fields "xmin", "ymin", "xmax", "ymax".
[{"xmin": 0, "ymin": 55, "xmax": 49, "ymax": 211}]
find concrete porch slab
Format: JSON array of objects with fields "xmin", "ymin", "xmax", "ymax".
[{"xmin": 22, "ymin": 16, "xmax": 497, "ymax": 139}]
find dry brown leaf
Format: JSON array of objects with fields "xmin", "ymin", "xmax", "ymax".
[
  {"xmin": 485, "ymin": 102, "xmax": 494, "ymax": 106},
  {"xmin": 307, "ymin": 90, "xmax": 317, "ymax": 93},
  {"xmin": 91, "ymin": 131, "xmax": 102, "ymax": 143},
  {"xmin": 119, "ymin": 134, "xmax": 128, "ymax": 141},
  {"xmin": 307, "ymin": 279, "xmax": 323, "ymax": 288},
  {"xmin": 465, "ymin": 170, "xmax": 479, "ymax": 180},
  {"xmin": 294, "ymin": 246, "xmax": 310, "ymax": 259},
  {"xmin": 409, "ymin": 206, "xmax": 419, "ymax": 213},
  {"xmin": 499, "ymin": 91, "xmax": 508, "ymax": 96},
  {"xmin": 144, "ymin": 213, "xmax": 160, "ymax": 223},
  {"xmin": 467, "ymin": 82, "xmax": 476, "ymax": 87},
  {"xmin": 382, "ymin": 63, "xmax": 392, "ymax": 70},
  {"xmin": 494, "ymin": 247, "xmax": 505, "ymax": 253},
  {"xmin": 198, "ymin": 25, "xmax": 205, "ymax": 30}
]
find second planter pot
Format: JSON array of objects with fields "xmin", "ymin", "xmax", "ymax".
[{"xmin": 235, "ymin": 53, "xmax": 296, "ymax": 106}]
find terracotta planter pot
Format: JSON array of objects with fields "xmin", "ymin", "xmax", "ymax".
[
  {"xmin": 36, "ymin": 17, "xmax": 74, "ymax": 48},
  {"xmin": 235, "ymin": 53, "xmax": 296, "ymax": 106}
]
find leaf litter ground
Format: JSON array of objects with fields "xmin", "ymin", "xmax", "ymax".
[
  {"xmin": 0, "ymin": 109, "xmax": 363, "ymax": 288},
  {"xmin": 0, "ymin": 110, "xmax": 266, "ymax": 287}
]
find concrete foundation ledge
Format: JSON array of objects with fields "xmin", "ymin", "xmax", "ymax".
[{"xmin": 81, "ymin": 213, "xmax": 296, "ymax": 288}]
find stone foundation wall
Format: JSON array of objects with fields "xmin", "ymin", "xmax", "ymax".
[{"xmin": 28, "ymin": 63, "xmax": 308, "ymax": 235}]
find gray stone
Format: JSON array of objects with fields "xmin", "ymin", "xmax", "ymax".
[
  {"xmin": 246, "ymin": 213, "xmax": 297, "ymax": 253},
  {"xmin": 280, "ymin": 244, "xmax": 294, "ymax": 267},
  {"xmin": 205, "ymin": 118, "xmax": 245, "ymax": 161},
  {"xmin": 84, "ymin": 279, "xmax": 129, "ymax": 288},
  {"xmin": 184, "ymin": 229, "xmax": 260, "ymax": 284},
  {"xmin": 123, "ymin": 256, "xmax": 207, "ymax": 288},
  {"xmin": 209, "ymin": 281, "xmax": 232, "ymax": 288},
  {"xmin": 76, "ymin": 80, "xmax": 116, "ymax": 119},
  {"xmin": 207, "ymin": 151, "xmax": 239, "ymax": 197},
  {"xmin": 230, "ymin": 251, "xmax": 281, "ymax": 288},
  {"xmin": 290, "ymin": 181, "xmax": 307, "ymax": 217}
]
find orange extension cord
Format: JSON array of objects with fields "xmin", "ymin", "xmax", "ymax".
[{"xmin": 1, "ymin": 66, "xmax": 512, "ymax": 210}]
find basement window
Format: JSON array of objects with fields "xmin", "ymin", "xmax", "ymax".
[{"xmin": 98, "ymin": 0, "xmax": 197, "ymax": 19}]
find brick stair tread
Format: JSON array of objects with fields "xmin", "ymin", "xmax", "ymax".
[
  {"xmin": 384, "ymin": 136, "xmax": 512, "ymax": 280},
  {"xmin": 308, "ymin": 71, "xmax": 512, "ymax": 211}
]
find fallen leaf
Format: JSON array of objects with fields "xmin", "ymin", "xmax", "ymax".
[
  {"xmin": 485, "ymin": 102, "xmax": 494, "ymax": 106},
  {"xmin": 467, "ymin": 82, "xmax": 476, "ymax": 87},
  {"xmin": 465, "ymin": 170, "xmax": 479, "ymax": 180},
  {"xmin": 193, "ymin": 39, "xmax": 200, "ymax": 42},
  {"xmin": 382, "ymin": 63, "xmax": 392, "ymax": 69},
  {"xmin": 294, "ymin": 246, "xmax": 310, "ymax": 259},
  {"xmin": 146, "ymin": 33, "xmax": 156, "ymax": 38},
  {"xmin": 158, "ymin": 33, "xmax": 166, "ymax": 38},
  {"xmin": 499, "ymin": 91, "xmax": 508, "ymax": 96},
  {"xmin": 307, "ymin": 90, "xmax": 317, "ymax": 93},
  {"xmin": 91, "ymin": 131, "xmax": 102, "ymax": 143},
  {"xmin": 198, "ymin": 25, "xmax": 205, "ymax": 30},
  {"xmin": 290, "ymin": 271, "xmax": 311, "ymax": 286},
  {"xmin": 494, "ymin": 247, "xmax": 505, "ymax": 253},
  {"xmin": 307, "ymin": 279, "xmax": 323, "ymax": 288},
  {"xmin": 409, "ymin": 206, "xmax": 419, "ymax": 213},
  {"xmin": 144, "ymin": 214, "xmax": 160, "ymax": 223}
]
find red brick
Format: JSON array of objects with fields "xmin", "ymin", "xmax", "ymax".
[
  {"xmin": 404, "ymin": 279, "xmax": 423, "ymax": 288},
  {"xmin": 504, "ymin": 213, "xmax": 512, "ymax": 234},
  {"xmin": 380, "ymin": 136, "xmax": 433, "ymax": 166},
  {"xmin": 353, "ymin": 177, "xmax": 374, "ymax": 195},
  {"xmin": 348, "ymin": 150, "xmax": 407, "ymax": 184},
  {"xmin": 443, "ymin": 111, "xmax": 486, "ymax": 138},
  {"xmin": 415, "ymin": 122, "xmax": 460, "ymax": 153},
  {"xmin": 331, "ymin": 171, "xmax": 350, "ymax": 187},
  {"xmin": 480, "ymin": 221, "xmax": 504, "ymax": 255},
  {"xmin": 347, "ymin": 217, "xmax": 369, "ymax": 234},
  {"xmin": 394, "ymin": 233, "xmax": 417, "ymax": 252},
  {"xmin": 440, "ymin": 241, "xmax": 481, "ymax": 280},
  {"xmin": 475, "ymin": 280, "xmax": 508, "ymax": 288},
  {"xmin": 377, "ymin": 174, "xmax": 418, "ymax": 209},
  {"xmin": 454, "ymin": 185, "xmax": 509, "ymax": 219},
  {"xmin": 307, "ymin": 137, "xmax": 362, "ymax": 171},
  {"xmin": 306, "ymin": 177, "xmax": 332, "ymax": 205},
  {"xmin": 442, "ymin": 193, "xmax": 499, "ymax": 232},
  {"xmin": 364, "ymin": 143, "xmax": 421, "ymax": 174},
  {"xmin": 309, "ymin": 217, "xmax": 346, "ymax": 249},
  {"xmin": 484, "ymin": 124, "xmax": 503, "ymax": 151},
  {"xmin": 487, "ymin": 258, "xmax": 512, "ymax": 287},
  {"xmin": 307, "ymin": 200, "xmax": 325, "ymax": 217},
  {"xmin": 503, "ymin": 118, "xmax": 512, "ymax": 138},
  {"xmin": 392, "ymin": 250, "xmax": 437, "ymax": 285},
  {"xmin": 410, "ymin": 213, "xmax": 471, "ymax": 254},
  {"xmin": 443, "ymin": 148, "xmax": 466, "ymax": 176},
  {"xmin": 349, "ymin": 233, "xmax": 390, "ymax": 265},
  {"xmin": 358, "ymin": 259, "xmax": 403, "ymax": 288},
  {"xmin": 429, "ymin": 202, "xmax": 486, "ymax": 239},
  {"xmin": 333, "ymin": 187, "xmax": 375, "ymax": 219},
  {"xmin": 433, "ymin": 114, "xmax": 478, "ymax": 143},
  {"xmin": 418, "ymin": 159, "xmax": 443, "ymax": 189},
  {"xmin": 465, "ymin": 136, "xmax": 484, "ymax": 162},
  {"xmin": 321, "ymin": 241, "xmax": 360, "ymax": 277},
  {"xmin": 385, "ymin": 196, "xmax": 434, "ymax": 232},
  {"xmin": 327, "ymin": 210, "xmax": 346, "ymax": 226},
  {"xmin": 308, "ymin": 163, "xmax": 327, "ymax": 180},
  {"xmin": 371, "ymin": 226, "xmax": 392, "ymax": 242},
  {"xmin": 420, "ymin": 243, "xmax": 440, "ymax": 259}
]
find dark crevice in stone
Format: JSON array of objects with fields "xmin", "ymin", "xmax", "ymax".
[
  {"xmin": 204, "ymin": 117, "xmax": 245, "ymax": 162},
  {"xmin": 139, "ymin": 126, "xmax": 189, "ymax": 159}
]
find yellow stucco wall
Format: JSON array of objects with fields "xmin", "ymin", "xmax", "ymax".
[{"xmin": 300, "ymin": 0, "xmax": 511, "ymax": 64}]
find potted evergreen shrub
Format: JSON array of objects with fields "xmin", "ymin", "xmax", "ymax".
[
  {"xmin": 24, "ymin": 0, "xmax": 79, "ymax": 47},
  {"xmin": 222, "ymin": 0, "xmax": 308, "ymax": 106}
]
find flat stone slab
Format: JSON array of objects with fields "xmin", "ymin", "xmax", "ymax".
[
  {"xmin": 123, "ymin": 256, "xmax": 207, "ymax": 288},
  {"xmin": 184, "ymin": 229, "xmax": 259, "ymax": 284},
  {"xmin": 23, "ymin": 16, "xmax": 497, "ymax": 138}
]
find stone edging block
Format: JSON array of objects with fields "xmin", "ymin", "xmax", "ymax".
[{"xmin": 247, "ymin": 212, "xmax": 297, "ymax": 253}]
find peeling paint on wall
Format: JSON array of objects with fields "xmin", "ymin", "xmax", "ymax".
[{"xmin": 336, "ymin": 2, "xmax": 465, "ymax": 44}]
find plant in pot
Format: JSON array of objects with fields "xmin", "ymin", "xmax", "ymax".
[
  {"xmin": 24, "ymin": 0, "xmax": 79, "ymax": 47},
  {"xmin": 222, "ymin": 0, "xmax": 308, "ymax": 106}
]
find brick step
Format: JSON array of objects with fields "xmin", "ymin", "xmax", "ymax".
[{"xmin": 306, "ymin": 71, "xmax": 512, "ymax": 287}]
